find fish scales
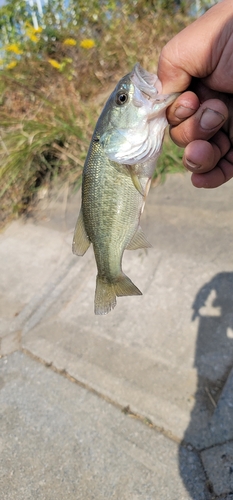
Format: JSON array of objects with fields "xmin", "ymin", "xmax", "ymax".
[
  {"xmin": 83, "ymin": 144, "xmax": 143, "ymax": 280},
  {"xmin": 73, "ymin": 63, "xmax": 179, "ymax": 315}
]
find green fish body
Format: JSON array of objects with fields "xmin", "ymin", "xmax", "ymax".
[{"xmin": 73, "ymin": 64, "xmax": 179, "ymax": 314}]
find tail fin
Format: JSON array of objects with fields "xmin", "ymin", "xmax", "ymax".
[
  {"xmin": 114, "ymin": 274, "xmax": 142, "ymax": 297},
  {"xmin": 95, "ymin": 278, "xmax": 116, "ymax": 315},
  {"xmin": 95, "ymin": 274, "xmax": 142, "ymax": 315}
]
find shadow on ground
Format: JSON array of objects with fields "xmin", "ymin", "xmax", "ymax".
[{"xmin": 179, "ymin": 272, "xmax": 233, "ymax": 498}]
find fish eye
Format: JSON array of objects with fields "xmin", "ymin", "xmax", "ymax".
[{"xmin": 115, "ymin": 91, "xmax": 128, "ymax": 106}]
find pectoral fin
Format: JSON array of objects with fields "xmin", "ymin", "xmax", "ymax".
[
  {"xmin": 72, "ymin": 209, "xmax": 91, "ymax": 256},
  {"xmin": 128, "ymin": 169, "xmax": 152, "ymax": 200},
  {"xmin": 129, "ymin": 169, "xmax": 144, "ymax": 196},
  {"xmin": 126, "ymin": 226, "xmax": 152, "ymax": 250}
]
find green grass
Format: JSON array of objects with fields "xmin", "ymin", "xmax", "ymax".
[
  {"xmin": 0, "ymin": 6, "xmax": 190, "ymax": 227},
  {"xmin": 155, "ymin": 135, "xmax": 185, "ymax": 184}
]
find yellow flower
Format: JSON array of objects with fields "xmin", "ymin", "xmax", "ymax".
[
  {"xmin": 7, "ymin": 61, "xmax": 18, "ymax": 69},
  {"xmin": 63, "ymin": 38, "xmax": 77, "ymax": 46},
  {"xmin": 80, "ymin": 39, "xmax": 95, "ymax": 49},
  {"xmin": 5, "ymin": 44, "xmax": 23, "ymax": 55},
  {"xmin": 28, "ymin": 33, "xmax": 40, "ymax": 43},
  {"xmin": 25, "ymin": 22, "xmax": 42, "ymax": 41},
  {"xmin": 34, "ymin": 27, "xmax": 43, "ymax": 34},
  {"xmin": 48, "ymin": 58, "xmax": 62, "ymax": 70}
]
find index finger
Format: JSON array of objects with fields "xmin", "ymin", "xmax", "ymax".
[{"xmin": 166, "ymin": 91, "xmax": 200, "ymax": 126}]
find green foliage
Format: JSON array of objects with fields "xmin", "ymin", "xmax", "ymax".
[
  {"xmin": 155, "ymin": 135, "xmax": 185, "ymax": 184},
  {"xmin": 0, "ymin": 1, "xmax": 193, "ymax": 226},
  {"xmin": 0, "ymin": 74, "xmax": 92, "ymax": 224}
]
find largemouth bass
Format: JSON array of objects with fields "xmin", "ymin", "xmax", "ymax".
[{"xmin": 73, "ymin": 64, "xmax": 179, "ymax": 315}]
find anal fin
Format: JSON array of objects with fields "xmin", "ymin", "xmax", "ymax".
[
  {"xmin": 72, "ymin": 208, "xmax": 91, "ymax": 256},
  {"xmin": 126, "ymin": 226, "xmax": 152, "ymax": 250}
]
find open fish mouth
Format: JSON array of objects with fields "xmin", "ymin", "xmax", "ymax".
[
  {"xmin": 130, "ymin": 63, "xmax": 161, "ymax": 98},
  {"xmin": 131, "ymin": 63, "xmax": 180, "ymax": 111}
]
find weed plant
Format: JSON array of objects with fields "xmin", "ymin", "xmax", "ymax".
[{"xmin": 0, "ymin": 2, "xmax": 191, "ymax": 226}]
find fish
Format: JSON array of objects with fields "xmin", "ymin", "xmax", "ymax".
[{"xmin": 72, "ymin": 63, "xmax": 179, "ymax": 315}]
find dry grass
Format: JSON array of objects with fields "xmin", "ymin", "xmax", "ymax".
[{"xmin": 0, "ymin": 8, "xmax": 191, "ymax": 227}]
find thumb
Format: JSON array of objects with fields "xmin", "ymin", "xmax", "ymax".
[
  {"xmin": 157, "ymin": 0, "xmax": 232, "ymax": 94},
  {"xmin": 157, "ymin": 38, "xmax": 192, "ymax": 94}
]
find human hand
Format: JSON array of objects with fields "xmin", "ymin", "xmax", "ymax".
[{"xmin": 158, "ymin": 0, "xmax": 233, "ymax": 188}]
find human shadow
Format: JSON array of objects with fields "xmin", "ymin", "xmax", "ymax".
[{"xmin": 179, "ymin": 272, "xmax": 233, "ymax": 498}]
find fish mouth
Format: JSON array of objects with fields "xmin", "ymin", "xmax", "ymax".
[
  {"xmin": 148, "ymin": 91, "xmax": 181, "ymax": 120},
  {"xmin": 131, "ymin": 63, "xmax": 180, "ymax": 115},
  {"xmin": 130, "ymin": 63, "xmax": 160, "ymax": 98}
]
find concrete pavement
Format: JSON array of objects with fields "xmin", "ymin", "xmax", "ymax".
[{"xmin": 1, "ymin": 173, "xmax": 233, "ymax": 499}]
